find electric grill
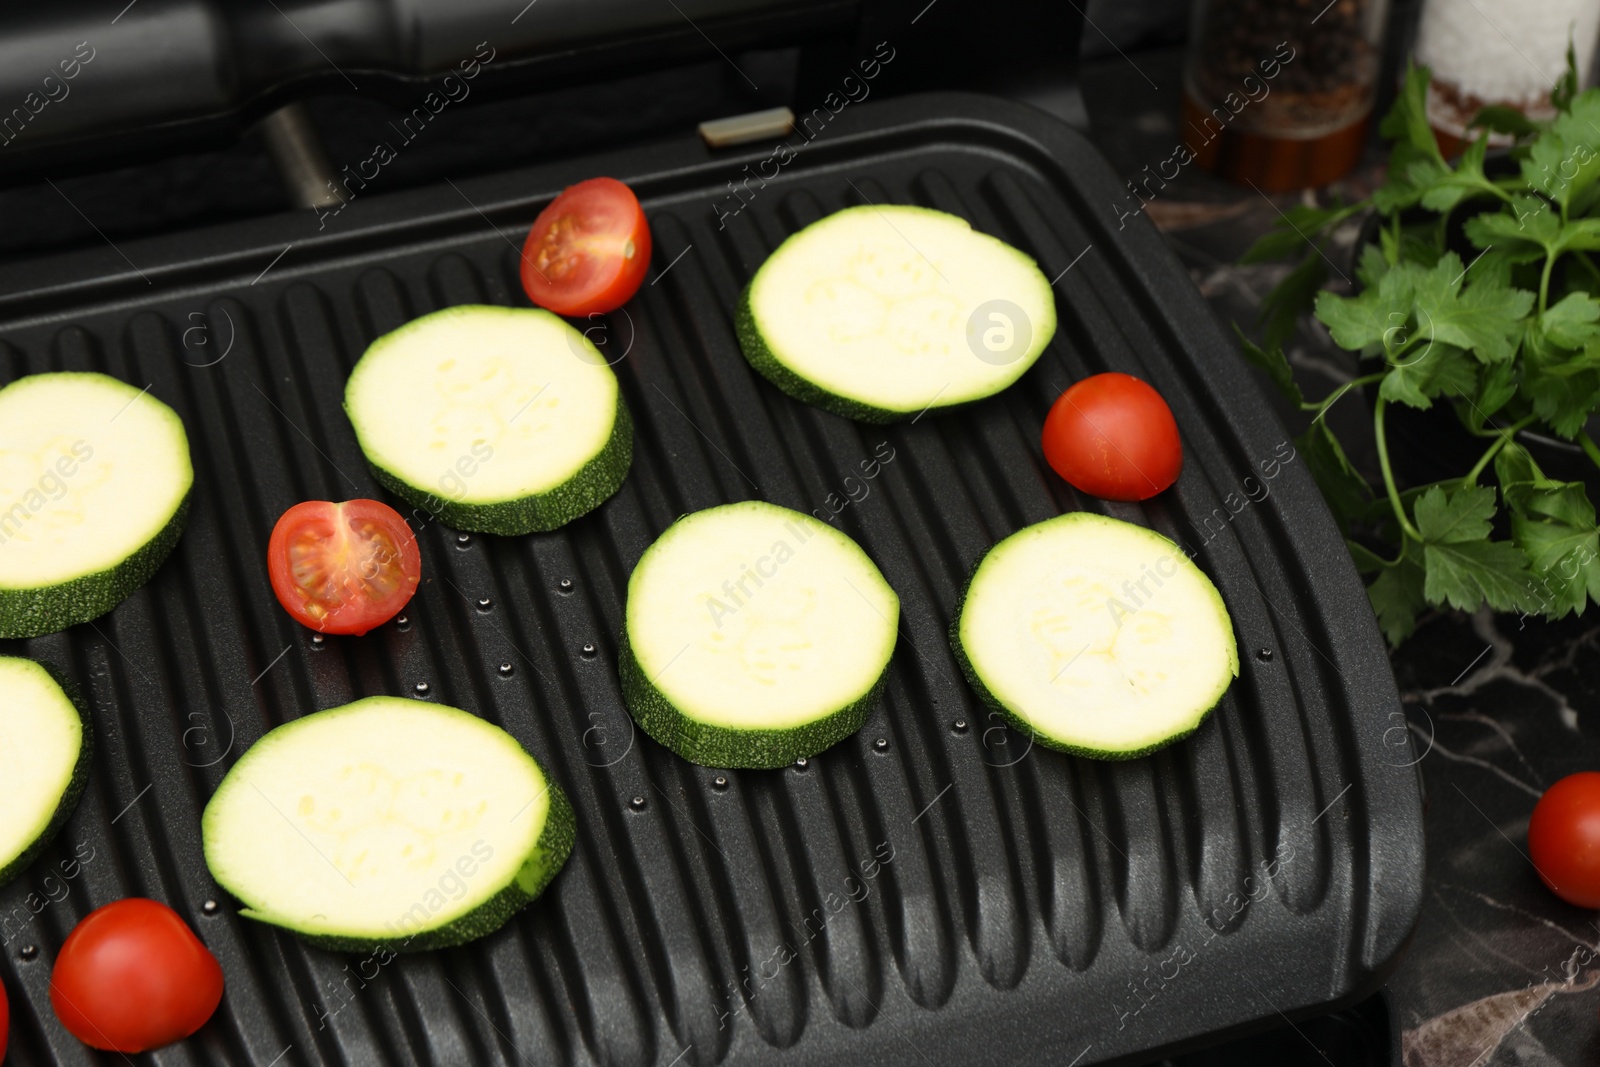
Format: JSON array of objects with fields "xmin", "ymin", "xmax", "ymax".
[{"xmin": 0, "ymin": 3, "xmax": 1422, "ymax": 1064}]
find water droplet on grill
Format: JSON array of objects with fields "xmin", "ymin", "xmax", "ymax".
[
  {"xmin": 794, "ymin": 757, "xmax": 809, "ymax": 770},
  {"xmin": 874, "ymin": 737, "xmax": 889, "ymax": 752},
  {"xmin": 558, "ymin": 578, "xmax": 574, "ymax": 593},
  {"xmin": 456, "ymin": 533, "xmax": 471, "ymax": 547},
  {"xmin": 395, "ymin": 615, "xmax": 409, "ymax": 628},
  {"xmin": 629, "ymin": 795, "xmax": 647, "ymax": 811},
  {"xmin": 952, "ymin": 719, "xmax": 969, "ymax": 733},
  {"xmin": 581, "ymin": 643, "xmax": 597, "ymax": 658},
  {"xmin": 202, "ymin": 900, "xmax": 219, "ymax": 915},
  {"xmin": 1257, "ymin": 648, "xmax": 1274, "ymax": 662},
  {"xmin": 477, "ymin": 597, "xmax": 493, "ymax": 611},
  {"xmin": 311, "ymin": 633, "xmax": 324, "ymax": 645},
  {"xmin": 498, "ymin": 662, "xmax": 514, "ymax": 676},
  {"xmin": 414, "ymin": 681, "xmax": 431, "ymax": 696},
  {"xmin": 19, "ymin": 945, "xmax": 37, "ymax": 961}
]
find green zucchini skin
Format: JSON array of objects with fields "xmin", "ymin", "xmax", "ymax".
[
  {"xmin": 735, "ymin": 285, "xmax": 908, "ymax": 424},
  {"xmin": 366, "ymin": 394, "xmax": 633, "ymax": 536},
  {"xmin": 290, "ymin": 784, "xmax": 577, "ymax": 955},
  {"xmin": 206, "ymin": 697, "xmax": 578, "ymax": 954},
  {"xmin": 734, "ymin": 205, "xmax": 1056, "ymax": 423},
  {"xmin": 735, "ymin": 282, "xmax": 1025, "ymax": 426},
  {"xmin": 0, "ymin": 490, "xmax": 191, "ymax": 640},
  {"xmin": 947, "ymin": 604, "xmax": 1213, "ymax": 762},
  {"xmin": 619, "ymin": 628, "xmax": 889, "ymax": 769},
  {"xmin": 947, "ymin": 515, "xmax": 1236, "ymax": 762},
  {"xmin": 0, "ymin": 660, "xmax": 93, "ymax": 889}
]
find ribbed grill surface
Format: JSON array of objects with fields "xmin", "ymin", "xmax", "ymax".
[{"xmin": 0, "ymin": 94, "xmax": 1421, "ymax": 1066}]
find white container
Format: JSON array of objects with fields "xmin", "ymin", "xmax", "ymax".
[{"xmin": 1415, "ymin": 0, "xmax": 1600, "ymax": 140}]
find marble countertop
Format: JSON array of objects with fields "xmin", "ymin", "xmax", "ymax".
[{"xmin": 1080, "ymin": 44, "xmax": 1600, "ymax": 1067}]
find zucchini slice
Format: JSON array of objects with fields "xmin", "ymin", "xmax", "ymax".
[
  {"xmin": 952, "ymin": 513, "xmax": 1238, "ymax": 760},
  {"xmin": 345, "ymin": 305, "xmax": 633, "ymax": 535},
  {"xmin": 202, "ymin": 697, "xmax": 574, "ymax": 953},
  {"xmin": 0, "ymin": 657, "xmax": 91, "ymax": 888},
  {"xmin": 621, "ymin": 501, "xmax": 899, "ymax": 768},
  {"xmin": 736, "ymin": 205, "xmax": 1056, "ymax": 423},
  {"xmin": 0, "ymin": 372, "xmax": 192, "ymax": 639}
]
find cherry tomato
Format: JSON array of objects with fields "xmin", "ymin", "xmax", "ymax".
[
  {"xmin": 1041, "ymin": 372, "xmax": 1183, "ymax": 501},
  {"xmin": 520, "ymin": 177, "xmax": 651, "ymax": 317},
  {"xmin": 1528, "ymin": 772, "xmax": 1600, "ymax": 908},
  {"xmin": 267, "ymin": 499, "xmax": 421, "ymax": 636},
  {"xmin": 49, "ymin": 899, "xmax": 223, "ymax": 1054}
]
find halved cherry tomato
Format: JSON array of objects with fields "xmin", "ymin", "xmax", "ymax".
[
  {"xmin": 1041, "ymin": 372, "xmax": 1183, "ymax": 501},
  {"xmin": 267, "ymin": 499, "xmax": 421, "ymax": 635},
  {"xmin": 50, "ymin": 899, "xmax": 223, "ymax": 1054},
  {"xmin": 1528, "ymin": 772, "xmax": 1600, "ymax": 908},
  {"xmin": 520, "ymin": 176, "xmax": 651, "ymax": 316}
]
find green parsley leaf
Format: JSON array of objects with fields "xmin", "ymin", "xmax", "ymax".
[
  {"xmin": 1513, "ymin": 516, "xmax": 1600, "ymax": 616},
  {"xmin": 1379, "ymin": 342, "xmax": 1477, "ymax": 409},
  {"xmin": 1471, "ymin": 358, "xmax": 1520, "ymax": 424},
  {"xmin": 1468, "ymin": 105, "xmax": 1541, "ymax": 139},
  {"xmin": 1314, "ymin": 264, "xmax": 1415, "ymax": 352},
  {"xmin": 1495, "ymin": 445, "xmax": 1600, "ymax": 615},
  {"xmin": 1233, "ymin": 325, "xmax": 1303, "ymax": 406},
  {"xmin": 1374, "ymin": 66, "xmax": 1447, "ymax": 214},
  {"xmin": 1239, "ymin": 201, "xmax": 1352, "ymax": 264},
  {"xmin": 1318, "ymin": 253, "xmax": 1531, "ymax": 369},
  {"xmin": 1410, "ymin": 253, "xmax": 1533, "ymax": 363},
  {"xmin": 1297, "ymin": 420, "xmax": 1373, "ymax": 534},
  {"xmin": 1355, "ymin": 242, "xmax": 1391, "ymax": 289},
  {"xmin": 1464, "ymin": 196, "xmax": 1563, "ymax": 255},
  {"xmin": 1372, "ymin": 67, "xmax": 1502, "ymax": 213},
  {"xmin": 1373, "ymin": 153, "xmax": 1428, "ymax": 214},
  {"xmin": 1366, "ymin": 548, "xmax": 1428, "ymax": 645},
  {"xmin": 1513, "ymin": 486, "xmax": 1597, "ymax": 556},
  {"xmin": 1492, "ymin": 440, "xmax": 1542, "ymax": 490},
  {"xmin": 1412, "ymin": 484, "xmax": 1536, "ymax": 612},
  {"xmin": 1555, "ymin": 218, "xmax": 1600, "ymax": 256},
  {"xmin": 1377, "ymin": 219, "xmax": 1446, "ymax": 270},
  {"xmin": 1519, "ymin": 326, "xmax": 1600, "ymax": 437},
  {"xmin": 1552, "ymin": 40, "xmax": 1580, "ymax": 113},
  {"xmin": 1415, "ymin": 135, "xmax": 1501, "ymax": 213},
  {"xmin": 1379, "ymin": 64, "xmax": 1442, "ymax": 160},
  {"xmin": 1259, "ymin": 248, "xmax": 1329, "ymax": 351},
  {"xmin": 1540, "ymin": 291, "xmax": 1600, "ymax": 349},
  {"xmin": 1571, "ymin": 182, "xmax": 1600, "ymax": 219},
  {"xmin": 1520, "ymin": 93, "xmax": 1600, "ymax": 210},
  {"xmin": 1414, "ymin": 483, "xmax": 1497, "ymax": 543},
  {"xmin": 1346, "ymin": 540, "xmax": 1393, "ymax": 574},
  {"xmin": 1523, "ymin": 370, "xmax": 1600, "ymax": 437},
  {"xmin": 1424, "ymin": 537, "xmax": 1539, "ymax": 611},
  {"xmin": 1467, "ymin": 247, "xmax": 1535, "ymax": 291}
]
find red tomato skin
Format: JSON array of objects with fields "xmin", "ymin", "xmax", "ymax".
[
  {"xmin": 1528, "ymin": 772, "xmax": 1600, "ymax": 908},
  {"xmin": 520, "ymin": 177, "xmax": 651, "ymax": 317},
  {"xmin": 49, "ymin": 899, "xmax": 223, "ymax": 1054},
  {"xmin": 1041, "ymin": 372, "xmax": 1183, "ymax": 501},
  {"xmin": 267, "ymin": 499, "xmax": 421, "ymax": 636}
]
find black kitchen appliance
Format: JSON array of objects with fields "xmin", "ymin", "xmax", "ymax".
[{"xmin": 0, "ymin": 3, "xmax": 1421, "ymax": 1064}]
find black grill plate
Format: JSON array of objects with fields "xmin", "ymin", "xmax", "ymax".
[{"xmin": 0, "ymin": 92, "xmax": 1421, "ymax": 1066}]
